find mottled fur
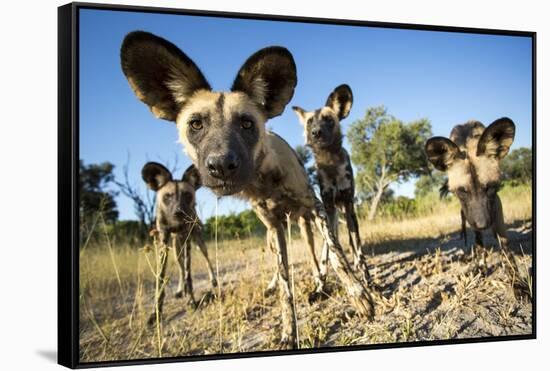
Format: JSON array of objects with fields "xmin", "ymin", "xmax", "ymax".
[
  {"xmin": 121, "ymin": 31, "xmax": 375, "ymax": 349},
  {"xmin": 142, "ymin": 162, "xmax": 217, "ymax": 324},
  {"xmin": 292, "ymin": 85, "xmax": 370, "ymax": 283},
  {"xmin": 425, "ymin": 118, "xmax": 519, "ymax": 274}
]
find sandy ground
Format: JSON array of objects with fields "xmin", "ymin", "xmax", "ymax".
[{"xmin": 79, "ymin": 218, "xmax": 532, "ymax": 362}]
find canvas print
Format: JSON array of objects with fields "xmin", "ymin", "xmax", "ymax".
[{"xmin": 74, "ymin": 5, "xmax": 534, "ymax": 365}]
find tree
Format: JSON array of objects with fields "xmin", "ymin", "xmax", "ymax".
[
  {"xmin": 347, "ymin": 106, "xmax": 432, "ymax": 220},
  {"xmin": 114, "ymin": 155, "xmax": 158, "ymax": 239},
  {"xmin": 79, "ymin": 160, "xmax": 119, "ymax": 238},
  {"xmin": 378, "ymin": 195, "xmax": 417, "ymax": 219},
  {"xmin": 203, "ymin": 209, "xmax": 265, "ymax": 240},
  {"xmin": 501, "ymin": 147, "xmax": 532, "ymax": 185}
]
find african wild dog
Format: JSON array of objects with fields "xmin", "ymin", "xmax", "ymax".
[
  {"xmin": 121, "ymin": 31, "xmax": 374, "ymax": 349},
  {"xmin": 425, "ymin": 118, "xmax": 519, "ymax": 275},
  {"xmin": 292, "ymin": 84, "xmax": 370, "ymax": 283},
  {"xmin": 142, "ymin": 162, "xmax": 217, "ymax": 324}
]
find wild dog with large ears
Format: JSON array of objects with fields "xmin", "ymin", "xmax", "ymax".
[
  {"xmin": 142, "ymin": 162, "xmax": 217, "ymax": 324},
  {"xmin": 425, "ymin": 118, "xmax": 519, "ymax": 276},
  {"xmin": 122, "ymin": 31, "xmax": 375, "ymax": 349},
  {"xmin": 292, "ymin": 85, "xmax": 371, "ymax": 284}
]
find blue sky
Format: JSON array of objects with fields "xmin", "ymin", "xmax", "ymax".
[{"xmin": 79, "ymin": 8, "xmax": 532, "ymax": 221}]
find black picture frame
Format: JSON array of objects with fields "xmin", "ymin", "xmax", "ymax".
[{"xmin": 58, "ymin": 2, "xmax": 537, "ymax": 368}]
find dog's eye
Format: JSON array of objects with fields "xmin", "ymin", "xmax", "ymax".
[
  {"xmin": 455, "ymin": 187, "xmax": 468, "ymax": 196},
  {"xmin": 182, "ymin": 192, "xmax": 193, "ymax": 203},
  {"xmin": 163, "ymin": 194, "xmax": 173, "ymax": 202},
  {"xmin": 189, "ymin": 119, "xmax": 203, "ymax": 130},
  {"xmin": 241, "ymin": 118, "xmax": 254, "ymax": 130}
]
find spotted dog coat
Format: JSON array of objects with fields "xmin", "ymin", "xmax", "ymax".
[
  {"xmin": 121, "ymin": 31, "xmax": 375, "ymax": 349},
  {"xmin": 292, "ymin": 85, "xmax": 370, "ymax": 283},
  {"xmin": 142, "ymin": 162, "xmax": 217, "ymax": 324},
  {"xmin": 425, "ymin": 118, "xmax": 519, "ymax": 275}
]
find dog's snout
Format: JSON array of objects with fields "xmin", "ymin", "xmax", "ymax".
[
  {"xmin": 206, "ymin": 151, "xmax": 240, "ymax": 179},
  {"xmin": 311, "ymin": 128, "xmax": 321, "ymax": 138}
]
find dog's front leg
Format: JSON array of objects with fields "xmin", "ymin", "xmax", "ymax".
[
  {"xmin": 263, "ymin": 228, "xmax": 279, "ymax": 297},
  {"xmin": 194, "ymin": 234, "xmax": 218, "ymax": 289},
  {"xmin": 173, "ymin": 235, "xmax": 186, "ymax": 298},
  {"xmin": 182, "ymin": 240, "xmax": 196, "ymax": 307},
  {"xmin": 313, "ymin": 198, "xmax": 375, "ymax": 319},
  {"xmin": 343, "ymin": 202, "xmax": 370, "ymax": 283},
  {"xmin": 473, "ymin": 230, "xmax": 488, "ymax": 272},
  {"xmin": 460, "ymin": 209, "xmax": 468, "ymax": 248},
  {"xmin": 298, "ymin": 216, "xmax": 325, "ymax": 296},
  {"xmin": 493, "ymin": 195, "xmax": 519, "ymax": 278},
  {"xmin": 273, "ymin": 224, "xmax": 297, "ymax": 348}
]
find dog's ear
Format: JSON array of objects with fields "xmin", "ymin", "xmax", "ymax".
[
  {"xmin": 292, "ymin": 106, "xmax": 307, "ymax": 125},
  {"xmin": 120, "ymin": 31, "xmax": 211, "ymax": 122},
  {"xmin": 325, "ymin": 84, "xmax": 353, "ymax": 120},
  {"xmin": 425, "ymin": 137, "xmax": 461, "ymax": 171},
  {"xmin": 181, "ymin": 164, "xmax": 201, "ymax": 190},
  {"xmin": 231, "ymin": 46, "xmax": 297, "ymax": 119},
  {"xmin": 477, "ymin": 117, "xmax": 515, "ymax": 160},
  {"xmin": 142, "ymin": 162, "xmax": 173, "ymax": 191}
]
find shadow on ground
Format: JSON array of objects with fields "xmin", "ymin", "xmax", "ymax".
[
  {"xmin": 36, "ymin": 350, "xmax": 56, "ymax": 363},
  {"xmin": 365, "ymin": 219, "xmax": 532, "ymax": 258}
]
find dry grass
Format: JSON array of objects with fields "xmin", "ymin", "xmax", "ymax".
[{"xmin": 79, "ymin": 185, "xmax": 533, "ymax": 363}]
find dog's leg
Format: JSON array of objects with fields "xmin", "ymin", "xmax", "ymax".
[
  {"xmin": 194, "ymin": 234, "xmax": 218, "ymax": 289},
  {"xmin": 312, "ymin": 217, "xmax": 330, "ymax": 283},
  {"xmin": 314, "ymin": 195, "xmax": 337, "ymax": 286},
  {"xmin": 173, "ymin": 236, "xmax": 196, "ymax": 307},
  {"xmin": 298, "ymin": 215, "xmax": 325, "ymax": 297},
  {"xmin": 313, "ymin": 198, "xmax": 375, "ymax": 319},
  {"xmin": 264, "ymin": 228, "xmax": 279, "ymax": 296},
  {"xmin": 325, "ymin": 203, "xmax": 339, "ymax": 242},
  {"xmin": 173, "ymin": 236, "xmax": 185, "ymax": 298},
  {"xmin": 271, "ymin": 223, "xmax": 297, "ymax": 349},
  {"xmin": 493, "ymin": 195, "xmax": 519, "ymax": 278},
  {"xmin": 254, "ymin": 205, "xmax": 297, "ymax": 348},
  {"xmin": 344, "ymin": 202, "xmax": 370, "ymax": 283},
  {"xmin": 473, "ymin": 230, "xmax": 488, "ymax": 273},
  {"xmin": 148, "ymin": 233, "xmax": 170, "ymax": 325},
  {"xmin": 183, "ymin": 239, "xmax": 197, "ymax": 308},
  {"xmin": 460, "ymin": 209, "xmax": 468, "ymax": 248}
]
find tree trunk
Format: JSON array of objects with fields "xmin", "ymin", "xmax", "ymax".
[{"xmin": 368, "ymin": 186, "xmax": 385, "ymax": 221}]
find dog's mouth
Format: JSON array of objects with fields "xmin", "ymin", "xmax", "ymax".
[
  {"xmin": 203, "ymin": 179, "xmax": 246, "ymax": 196},
  {"xmin": 310, "ymin": 135, "xmax": 333, "ymax": 148}
]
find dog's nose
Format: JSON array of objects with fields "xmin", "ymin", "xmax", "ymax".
[
  {"xmin": 311, "ymin": 129, "xmax": 321, "ymax": 138},
  {"xmin": 206, "ymin": 152, "xmax": 240, "ymax": 179}
]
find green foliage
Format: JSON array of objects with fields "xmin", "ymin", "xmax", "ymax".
[
  {"xmin": 501, "ymin": 147, "xmax": 532, "ymax": 185},
  {"xmin": 378, "ymin": 196, "xmax": 417, "ymax": 219},
  {"xmin": 79, "ymin": 160, "xmax": 119, "ymax": 243},
  {"xmin": 104, "ymin": 220, "xmax": 147, "ymax": 246},
  {"xmin": 203, "ymin": 209, "xmax": 265, "ymax": 240},
  {"xmin": 347, "ymin": 106, "xmax": 432, "ymax": 219},
  {"xmin": 80, "ymin": 160, "xmax": 118, "ymax": 223},
  {"xmin": 414, "ymin": 190, "xmax": 453, "ymax": 215}
]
